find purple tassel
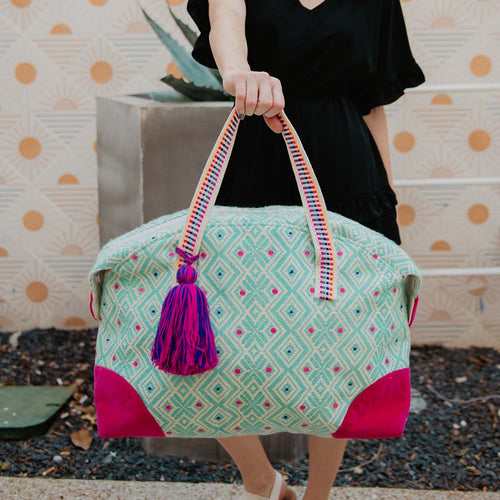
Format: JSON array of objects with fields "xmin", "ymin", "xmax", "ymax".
[{"xmin": 151, "ymin": 247, "xmax": 219, "ymax": 376}]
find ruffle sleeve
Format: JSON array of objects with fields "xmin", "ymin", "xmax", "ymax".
[
  {"xmin": 186, "ymin": 0, "xmax": 218, "ymax": 69},
  {"xmin": 349, "ymin": 0, "xmax": 425, "ymax": 116}
]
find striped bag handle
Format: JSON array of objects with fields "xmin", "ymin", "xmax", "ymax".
[{"xmin": 173, "ymin": 105, "xmax": 338, "ymax": 301}]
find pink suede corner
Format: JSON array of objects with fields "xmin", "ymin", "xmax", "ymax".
[
  {"xmin": 332, "ymin": 367, "xmax": 411, "ymax": 439},
  {"xmin": 408, "ymin": 294, "xmax": 419, "ymax": 328},
  {"xmin": 94, "ymin": 365, "xmax": 165, "ymax": 438}
]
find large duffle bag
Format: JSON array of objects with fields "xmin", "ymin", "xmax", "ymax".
[{"xmin": 88, "ymin": 106, "xmax": 421, "ymax": 439}]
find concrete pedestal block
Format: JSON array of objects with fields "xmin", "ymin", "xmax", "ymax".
[
  {"xmin": 96, "ymin": 92, "xmax": 234, "ymax": 246},
  {"xmin": 96, "ymin": 93, "xmax": 308, "ymax": 464}
]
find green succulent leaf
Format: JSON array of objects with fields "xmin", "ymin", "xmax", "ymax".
[
  {"xmin": 166, "ymin": 4, "xmax": 198, "ymax": 47},
  {"xmin": 141, "ymin": 6, "xmax": 223, "ymax": 92},
  {"xmin": 160, "ymin": 74, "xmax": 232, "ymax": 102}
]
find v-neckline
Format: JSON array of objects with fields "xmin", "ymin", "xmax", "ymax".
[{"xmin": 296, "ymin": 0, "xmax": 328, "ymax": 12}]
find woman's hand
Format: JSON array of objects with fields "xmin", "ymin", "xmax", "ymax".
[{"xmin": 222, "ymin": 68, "xmax": 285, "ymax": 133}]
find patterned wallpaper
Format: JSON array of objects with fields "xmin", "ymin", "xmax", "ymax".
[{"xmin": 0, "ymin": 0, "xmax": 499, "ymax": 349}]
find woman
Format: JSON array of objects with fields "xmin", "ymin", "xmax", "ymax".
[{"xmin": 186, "ymin": 1, "xmax": 426, "ymax": 499}]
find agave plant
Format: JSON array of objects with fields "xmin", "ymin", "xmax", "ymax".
[{"xmin": 141, "ymin": 5, "xmax": 232, "ymax": 102}]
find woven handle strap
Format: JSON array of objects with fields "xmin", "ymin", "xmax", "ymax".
[{"xmin": 174, "ymin": 106, "xmax": 337, "ymax": 301}]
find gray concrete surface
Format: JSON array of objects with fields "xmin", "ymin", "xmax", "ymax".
[{"xmin": 1, "ymin": 477, "xmax": 498, "ymax": 500}]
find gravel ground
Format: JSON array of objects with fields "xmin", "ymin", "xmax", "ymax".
[{"xmin": 0, "ymin": 328, "xmax": 499, "ymax": 492}]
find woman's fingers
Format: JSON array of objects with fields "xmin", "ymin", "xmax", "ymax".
[
  {"xmin": 263, "ymin": 77, "xmax": 285, "ymax": 133},
  {"xmin": 263, "ymin": 114, "xmax": 284, "ymax": 134},
  {"xmin": 222, "ymin": 69, "xmax": 285, "ymax": 133},
  {"xmin": 269, "ymin": 77, "xmax": 285, "ymax": 116},
  {"xmin": 262, "ymin": 115, "xmax": 283, "ymax": 134},
  {"xmin": 244, "ymin": 74, "xmax": 259, "ymax": 116},
  {"xmin": 253, "ymin": 72, "xmax": 274, "ymax": 116},
  {"xmin": 233, "ymin": 77, "xmax": 247, "ymax": 116}
]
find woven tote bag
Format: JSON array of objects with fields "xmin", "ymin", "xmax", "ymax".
[{"xmin": 88, "ymin": 106, "xmax": 422, "ymax": 440}]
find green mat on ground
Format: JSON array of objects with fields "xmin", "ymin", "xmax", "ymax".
[{"xmin": 0, "ymin": 386, "xmax": 73, "ymax": 440}]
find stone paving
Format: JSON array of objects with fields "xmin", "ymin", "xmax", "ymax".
[{"xmin": 1, "ymin": 477, "xmax": 499, "ymax": 500}]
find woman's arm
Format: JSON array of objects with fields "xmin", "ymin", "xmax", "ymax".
[
  {"xmin": 207, "ymin": 0, "xmax": 250, "ymax": 76},
  {"xmin": 362, "ymin": 106, "xmax": 396, "ymax": 193},
  {"xmin": 205, "ymin": 0, "xmax": 286, "ymax": 132}
]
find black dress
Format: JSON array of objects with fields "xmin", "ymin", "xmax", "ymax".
[{"xmin": 186, "ymin": 0, "xmax": 426, "ymax": 246}]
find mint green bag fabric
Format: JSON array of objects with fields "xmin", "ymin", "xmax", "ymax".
[{"xmin": 89, "ymin": 107, "xmax": 422, "ymax": 439}]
